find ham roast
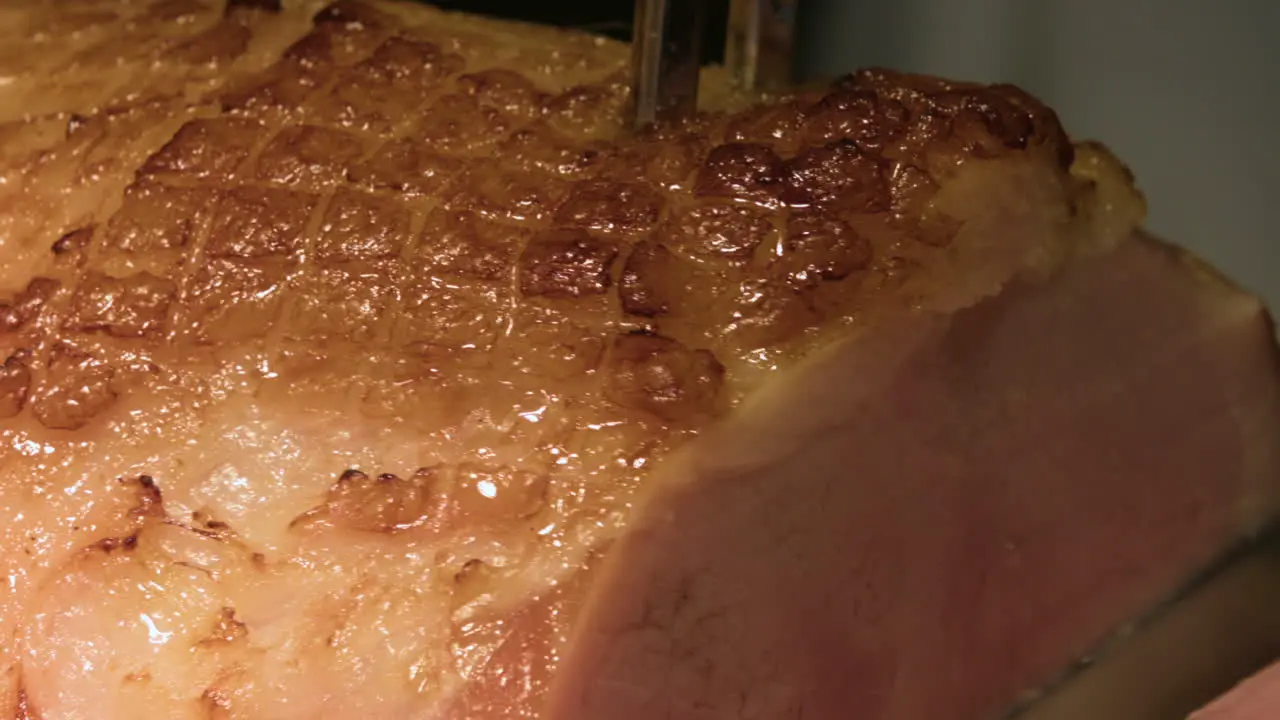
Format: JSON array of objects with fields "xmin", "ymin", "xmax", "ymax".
[{"xmin": 0, "ymin": 1, "xmax": 1277, "ymax": 718}]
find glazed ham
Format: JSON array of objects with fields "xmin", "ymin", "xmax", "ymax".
[{"xmin": 0, "ymin": 1, "xmax": 1277, "ymax": 719}]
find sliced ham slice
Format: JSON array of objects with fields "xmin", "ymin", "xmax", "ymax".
[
  {"xmin": 0, "ymin": 1, "xmax": 1276, "ymax": 719},
  {"xmin": 547, "ymin": 234, "xmax": 1280, "ymax": 720}
]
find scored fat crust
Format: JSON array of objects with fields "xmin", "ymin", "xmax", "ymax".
[{"xmin": 0, "ymin": 0, "xmax": 1149, "ymax": 717}]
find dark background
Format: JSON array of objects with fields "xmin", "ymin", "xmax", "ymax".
[{"xmin": 426, "ymin": 0, "xmax": 733, "ymax": 65}]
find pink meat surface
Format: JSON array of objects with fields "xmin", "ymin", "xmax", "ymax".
[{"xmin": 547, "ymin": 236, "xmax": 1280, "ymax": 719}]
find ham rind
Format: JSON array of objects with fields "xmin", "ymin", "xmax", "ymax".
[
  {"xmin": 1194, "ymin": 662, "xmax": 1280, "ymax": 719},
  {"xmin": 0, "ymin": 1, "xmax": 1277, "ymax": 719}
]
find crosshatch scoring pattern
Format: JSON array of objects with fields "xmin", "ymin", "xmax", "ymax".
[{"xmin": 0, "ymin": 0, "xmax": 1075, "ymax": 437}]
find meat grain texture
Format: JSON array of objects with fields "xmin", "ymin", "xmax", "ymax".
[{"xmin": 0, "ymin": 1, "xmax": 1277, "ymax": 719}]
